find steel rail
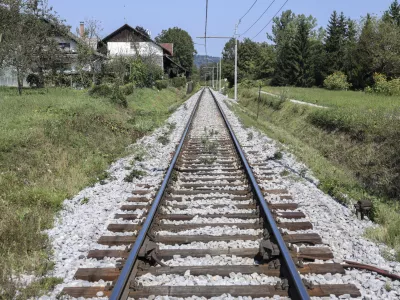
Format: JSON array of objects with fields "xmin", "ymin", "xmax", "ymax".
[
  {"xmin": 209, "ymin": 88, "xmax": 310, "ymax": 300},
  {"xmin": 109, "ymin": 88, "xmax": 205, "ymax": 300}
]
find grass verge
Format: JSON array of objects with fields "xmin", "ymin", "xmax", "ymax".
[
  {"xmin": 228, "ymin": 87, "xmax": 400, "ymax": 261},
  {"xmin": 0, "ymin": 85, "xmax": 196, "ymax": 298}
]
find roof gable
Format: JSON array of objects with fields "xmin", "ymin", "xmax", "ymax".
[{"xmin": 102, "ymin": 24, "xmax": 173, "ymax": 56}]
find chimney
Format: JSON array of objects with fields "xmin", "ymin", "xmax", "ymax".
[{"xmin": 79, "ymin": 22, "xmax": 85, "ymax": 38}]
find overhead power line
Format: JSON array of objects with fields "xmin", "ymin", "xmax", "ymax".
[
  {"xmin": 239, "ymin": 0, "xmax": 277, "ymax": 37},
  {"xmin": 238, "ymin": 0, "xmax": 258, "ymax": 24},
  {"xmin": 252, "ymin": 0, "xmax": 289, "ymax": 40}
]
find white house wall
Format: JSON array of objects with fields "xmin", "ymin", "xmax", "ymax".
[
  {"xmin": 108, "ymin": 42, "xmax": 164, "ymax": 69},
  {"xmin": 0, "ymin": 67, "xmax": 28, "ymax": 87},
  {"xmin": 54, "ymin": 36, "xmax": 78, "ymax": 53}
]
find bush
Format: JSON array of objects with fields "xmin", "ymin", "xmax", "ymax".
[
  {"xmin": 110, "ymin": 83, "xmax": 128, "ymax": 108},
  {"xmin": 366, "ymin": 73, "xmax": 400, "ymax": 96},
  {"xmin": 155, "ymin": 80, "xmax": 168, "ymax": 90},
  {"xmin": 240, "ymin": 79, "xmax": 258, "ymax": 89},
  {"xmin": 323, "ymin": 72, "xmax": 352, "ymax": 90},
  {"xmin": 171, "ymin": 77, "xmax": 186, "ymax": 88},
  {"xmin": 26, "ymin": 74, "xmax": 41, "ymax": 88},
  {"xmin": 121, "ymin": 83, "xmax": 134, "ymax": 95},
  {"xmin": 130, "ymin": 58, "xmax": 163, "ymax": 88},
  {"xmin": 88, "ymin": 84, "xmax": 112, "ymax": 98}
]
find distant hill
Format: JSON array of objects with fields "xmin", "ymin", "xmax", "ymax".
[{"xmin": 194, "ymin": 55, "xmax": 220, "ymax": 68}]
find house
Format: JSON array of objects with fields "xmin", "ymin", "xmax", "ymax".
[
  {"xmin": 99, "ymin": 24, "xmax": 186, "ymax": 77},
  {"xmin": 0, "ymin": 21, "xmax": 105, "ymax": 87},
  {"xmin": 52, "ymin": 22, "xmax": 105, "ymax": 75}
]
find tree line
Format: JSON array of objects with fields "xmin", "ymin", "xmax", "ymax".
[
  {"xmin": 0, "ymin": 0, "xmax": 197, "ymax": 95},
  {"xmin": 222, "ymin": 0, "xmax": 400, "ymax": 90}
]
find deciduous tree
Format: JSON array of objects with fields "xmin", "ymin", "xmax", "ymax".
[
  {"xmin": 76, "ymin": 18, "xmax": 103, "ymax": 85},
  {"xmin": 155, "ymin": 27, "xmax": 196, "ymax": 75}
]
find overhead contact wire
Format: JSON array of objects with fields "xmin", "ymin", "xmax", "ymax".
[
  {"xmin": 252, "ymin": 0, "xmax": 289, "ymax": 39},
  {"xmin": 239, "ymin": 0, "xmax": 277, "ymax": 37},
  {"xmin": 238, "ymin": 0, "xmax": 258, "ymax": 24}
]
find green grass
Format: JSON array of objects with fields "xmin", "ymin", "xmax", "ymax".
[
  {"xmin": 230, "ymin": 86, "xmax": 400, "ymax": 261},
  {"xmin": 262, "ymin": 86, "xmax": 400, "ymax": 111},
  {"xmin": 0, "ymin": 85, "xmax": 194, "ymax": 298}
]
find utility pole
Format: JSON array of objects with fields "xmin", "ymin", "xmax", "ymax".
[
  {"xmin": 202, "ymin": 66, "xmax": 217, "ymax": 88},
  {"xmin": 219, "ymin": 56, "xmax": 222, "ymax": 92},
  {"xmin": 216, "ymin": 62, "xmax": 219, "ymax": 91},
  {"xmin": 196, "ymin": 35, "xmax": 232, "ymax": 92},
  {"xmin": 234, "ymin": 23, "xmax": 238, "ymax": 101},
  {"xmin": 212, "ymin": 68, "xmax": 214, "ymax": 88}
]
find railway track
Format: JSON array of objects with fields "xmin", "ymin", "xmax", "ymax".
[{"xmin": 62, "ymin": 88, "xmax": 361, "ymax": 299}]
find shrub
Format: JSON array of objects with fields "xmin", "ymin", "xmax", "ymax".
[
  {"xmin": 157, "ymin": 135, "xmax": 169, "ymax": 145},
  {"xmin": 171, "ymin": 77, "xmax": 186, "ymax": 88},
  {"xmin": 88, "ymin": 84, "xmax": 112, "ymax": 98},
  {"xmin": 323, "ymin": 72, "xmax": 352, "ymax": 90},
  {"xmin": 110, "ymin": 83, "xmax": 128, "ymax": 108},
  {"xmin": 273, "ymin": 151, "xmax": 283, "ymax": 160},
  {"xmin": 240, "ymin": 79, "xmax": 258, "ymax": 89},
  {"xmin": 367, "ymin": 73, "xmax": 400, "ymax": 96},
  {"xmin": 121, "ymin": 83, "xmax": 134, "ymax": 95},
  {"xmin": 155, "ymin": 80, "xmax": 168, "ymax": 90},
  {"xmin": 26, "ymin": 74, "xmax": 41, "ymax": 88},
  {"xmin": 124, "ymin": 169, "xmax": 147, "ymax": 182},
  {"xmin": 130, "ymin": 58, "xmax": 163, "ymax": 88}
]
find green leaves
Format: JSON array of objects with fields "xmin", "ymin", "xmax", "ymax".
[{"xmin": 155, "ymin": 27, "xmax": 195, "ymax": 73}]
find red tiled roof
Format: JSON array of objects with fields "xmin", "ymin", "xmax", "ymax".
[{"xmin": 160, "ymin": 43, "xmax": 174, "ymax": 56}]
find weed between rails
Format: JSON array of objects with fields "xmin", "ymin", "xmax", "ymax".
[{"xmin": 201, "ymin": 128, "xmax": 219, "ymax": 154}]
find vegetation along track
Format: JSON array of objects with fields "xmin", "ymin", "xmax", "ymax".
[{"xmin": 62, "ymin": 88, "xmax": 360, "ymax": 299}]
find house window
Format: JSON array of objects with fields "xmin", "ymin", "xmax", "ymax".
[
  {"xmin": 59, "ymin": 43, "xmax": 71, "ymax": 50},
  {"xmin": 130, "ymin": 42, "xmax": 140, "ymax": 50}
]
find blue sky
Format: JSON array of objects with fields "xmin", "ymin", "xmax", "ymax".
[{"xmin": 49, "ymin": 0, "xmax": 393, "ymax": 57}]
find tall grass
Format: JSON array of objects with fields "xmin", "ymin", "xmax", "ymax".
[
  {"xmin": 233, "ymin": 86, "xmax": 400, "ymax": 261},
  {"xmin": 0, "ymin": 86, "xmax": 192, "ymax": 298}
]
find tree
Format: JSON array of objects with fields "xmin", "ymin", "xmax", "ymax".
[
  {"xmin": 384, "ymin": 0, "xmax": 400, "ymax": 26},
  {"xmin": 254, "ymin": 43, "xmax": 275, "ymax": 80},
  {"xmin": 155, "ymin": 27, "xmax": 196, "ymax": 75},
  {"xmin": 1, "ymin": 0, "xmax": 64, "ymax": 94},
  {"xmin": 325, "ymin": 11, "xmax": 348, "ymax": 73},
  {"xmin": 76, "ymin": 18, "xmax": 103, "ymax": 85},
  {"xmin": 269, "ymin": 10, "xmax": 297, "ymax": 86},
  {"xmin": 269, "ymin": 10, "xmax": 317, "ymax": 86},
  {"xmin": 354, "ymin": 14, "xmax": 400, "ymax": 88},
  {"xmin": 221, "ymin": 38, "xmax": 236, "ymax": 87},
  {"xmin": 291, "ymin": 18, "xmax": 314, "ymax": 87},
  {"xmin": 135, "ymin": 26, "xmax": 150, "ymax": 39},
  {"xmin": 238, "ymin": 38, "xmax": 259, "ymax": 79},
  {"xmin": 309, "ymin": 27, "xmax": 327, "ymax": 86},
  {"xmin": 342, "ymin": 18, "xmax": 360, "ymax": 87},
  {"xmin": 1, "ymin": 1, "xmax": 41, "ymax": 94}
]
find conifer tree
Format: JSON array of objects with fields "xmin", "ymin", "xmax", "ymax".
[
  {"xmin": 325, "ymin": 11, "xmax": 348, "ymax": 73},
  {"xmin": 384, "ymin": 0, "xmax": 400, "ymax": 26},
  {"xmin": 291, "ymin": 18, "xmax": 314, "ymax": 87}
]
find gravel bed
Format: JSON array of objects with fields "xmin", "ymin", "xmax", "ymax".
[
  {"xmin": 214, "ymin": 90, "xmax": 400, "ymax": 299},
  {"xmin": 40, "ymin": 90, "xmax": 203, "ymax": 298},
  {"xmin": 136, "ymin": 272, "xmax": 281, "ymax": 287},
  {"xmin": 161, "ymin": 207, "xmax": 255, "ymax": 215},
  {"xmin": 162, "ymin": 255, "xmax": 257, "ymax": 266},
  {"xmin": 166, "ymin": 199, "xmax": 253, "ymax": 206},
  {"xmin": 162, "ymin": 217, "xmax": 257, "ymax": 225},
  {"xmin": 155, "ymin": 226, "xmax": 263, "ymax": 236},
  {"xmin": 158, "ymin": 240, "xmax": 261, "ymax": 250}
]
